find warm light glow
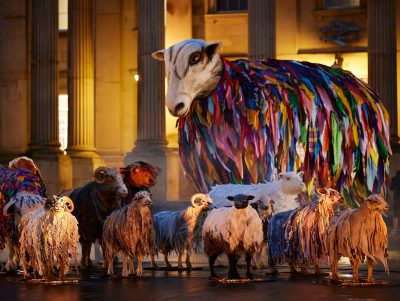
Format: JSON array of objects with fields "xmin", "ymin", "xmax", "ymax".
[
  {"xmin": 134, "ymin": 74, "xmax": 139, "ymax": 81},
  {"xmin": 58, "ymin": 94, "xmax": 68, "ymax": 150},
  {"xmin": 59, "ymin": 0, "xmax": 68, "ymax": 31}
]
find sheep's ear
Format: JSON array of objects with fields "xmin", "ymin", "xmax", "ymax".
[
  {"xmin": 246, "ymin": 195, "xmax": 255, "ymax": 201},
  {"xmin": 152, "ymin": 49, "xmax": 165, "ymax": 61},
  {"xmin": 227, "ymin": 196, "xmax": 235, "ymax": 201},
  {"xmin": 297, "ymin": 171, "xmax": 304, "ymax": 177},
  {"xmin": 44, "ymin": 198, "xmax": 53, "ymax": 211},
  {"xmin": 119, "ymin": 167, "xmax": 128, "ymax": 175},
  {"xmin": 269, "ymin": 200, "xmax": 275, "ymax": 205},
  {"xmin": 250, "ymin": 203, "xmax": 258, "ymax": 210},
  {"xmin": 379, "ymin": 191, "xmax": 385, "ymax": 198},
  {"xmin": 154, "ymin": 167, "xmax": 161, "ymax": 176},
  {"xmin": 205, "ymin": 41, "xmax": 222, "ymax": 59},
  {"xmin": 317, "ymin": 188, "xmax": 327, "ymax": 195},
  {"xmin": 278, "ymin": 172, "xmax": 284, "ymax": 179}
]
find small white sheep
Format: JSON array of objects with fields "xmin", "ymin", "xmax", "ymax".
[
  {"xmin": 151, "ymin": 193, "xmax": 214, "ymax": 270},
  {"xmin": 202, "ymin": 194, "xmax": 263, "ymax": 279},
  {"xmin": 19, "ymin": 196, "xmax": 79, "ymax": 281},
  {"xmin": 2, "ymin": 192, "xmax": 46, "ymax": 271},
  {"xmin": 209, "ymin": 171, "xmax": 306, "ymax": 213},
  {"xmin": 102, "ymin": 191, "xmax": 155, "ymax": 277},
  {"xmin": 327, "ymin": 194, "xmax": 389, "ymax": 283}
]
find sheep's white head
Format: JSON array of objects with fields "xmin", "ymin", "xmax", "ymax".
[
  {"xmin": 278, "ymin": 171, "xmax": 306, "ymax": 195},
  {"xmin": 191, "ymin": 193, "xmax": 214, "ymax": 211},
  {"xmin": 44, "ymin": 195, "xmax": 74, "ymax": 216},
  {"xmin": 152, "ymin": 39, "xmax": 223, "ymax": 117},
  {"xmin": 317, "ymin": 188, "xmax": 344, "ymax": 205},
  {"xmin": 132, "ymin": 191, "xmax": 153, "ymax": 207}
]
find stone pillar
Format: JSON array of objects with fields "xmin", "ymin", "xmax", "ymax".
[
  {"xmin": 28, "ymin": 0, "xmax": 71, "ymax": 194},
  {"xmin": 125, "ymin": 0, "xmax": 170, "ymax": 200},
  {"xmin": 67, "ymin": 0, "xmax": 103, "ymax": 187},
  {"xmin": 248, "ymin": 0, "xmax": 276, "ymax": 60},
  {"xmin": 367, "ymin": 0, "xmax": 398, "ymax": 147}
]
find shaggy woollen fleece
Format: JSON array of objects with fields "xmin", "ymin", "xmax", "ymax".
[
  {"xmin": 202, "ymin": 206, "xmax": 263, "ymax": 254},
  {"xmin": 178, "ymin": 58, "xmax": 390, "ymax": 203}
]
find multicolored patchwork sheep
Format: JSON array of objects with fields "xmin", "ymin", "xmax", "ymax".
[
  {"xmin": 103, "ymin": 191, "xmax": 156, "ymax": 277},
  {"xmin": 19, "ymin": 196, "xmax": 79, "ymax": 281},
  {"xmin": 327, "ymin": 194, "xmax": 389, "ymax": 283},
  {"xmin": 202, "ymin": 194, "xmax": 263, "ymax": 279},
  {"xmin": 151, "ymin": 193, "xmax": 214, "ymax": 270},
  {"xmin": 268, "ymin": 188, "xmax": 343, "ymax": 274}
]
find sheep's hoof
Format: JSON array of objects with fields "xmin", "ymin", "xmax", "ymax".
[
  {"xmin": 208, "ymin": 275, "xmax": 221, "ymax": 281},
  {"xmin": 228, "ymin": 273, "xmax": 243, "ymax": 280},
  {"xmin": 246, "ymin": 273, "xmax": 254, "ymax": 280}
]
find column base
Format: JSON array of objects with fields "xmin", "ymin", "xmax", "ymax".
[
  {"xmin": 67, "ymin": 151, "xmax": 105, "ymax": 188},
  {"xmin": 29, "ymin": 152, "xmax": 72, "ymax": 195}
]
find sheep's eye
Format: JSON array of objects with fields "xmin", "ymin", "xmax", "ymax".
[
  {"xmin": 286, "ymin": 177, "xmax": 290, "ymax": 181},
  {"xmin": 106, "ymin": 176, "xmax": 112, "ymax": 181},
  {"xmin": 330, "ymin": 191, "xmax": 335, "ymax": 196},
  {"xmin": 189, "ymin": 52, "xmax": 201, "ymax": 65}
]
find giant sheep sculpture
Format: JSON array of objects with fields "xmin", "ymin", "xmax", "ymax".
[
  {"xmin": 209, "ymin": 171, "xmax": 305, "ymax": 212},
  {"xmin": 202, "ymin": 194, "xmax": 263, "ymax": 280},
  {"xmin": 67, "ymin": 167, "xmax": 128, "ymax": 268},
  {"xmin": 153, "ymin": 39, "xmax": 390, "ymax": 202},
  {"xmin": 327, "ymin": 194, "xmax": 389, "ymax": 283},
  {"xmin": 2, "ymin": 193, "xmax": 46, "ymax": 271},
  {"xmin": 19, "ymin": 195, "xmax": 79, "ymax": 281},
  {"xmin": 268, "ymin": 188, "xmax": 343, "ymax": 274},
  {"xmin": 120, "ymin": 161, "xmax": 161, "ymax": 206},
  {"xmin": 151, "ymin": 193, "xmax": 214, "ymax": 270},
  {"xmin": 103, "ymin": 191, "xmax": 156, "ymax": 277}
]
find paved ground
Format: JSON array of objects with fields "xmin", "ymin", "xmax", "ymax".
[{"xmin": 0, "ymin": 234, "xmax": 399, "ymax": 301}]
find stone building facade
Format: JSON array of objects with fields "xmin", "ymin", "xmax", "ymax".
[{"xmin": 0, "ymin": 0, "xmax": 399, "ymax": 201}]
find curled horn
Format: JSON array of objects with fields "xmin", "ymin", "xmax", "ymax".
[
  {"xmin": 94, "ymin": 167, "xmax": 107, "ymax": 184},
  {"xmin": 62, "ymin": 196, "xmax": 74, "ymax": 213},
  {"xmin": 2, "ymin": 198, "xmax": 18, "ymax": 216}
]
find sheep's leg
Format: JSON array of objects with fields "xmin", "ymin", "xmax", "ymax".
[
  {"xmin": 106, "ymin": 250, "xmax": 114, "ymax": 276},
  {"xmin": 136, "ymin": 256, "xmax": 143, "ymax": 276},
  {"xmin": 185, "ymin": 249, "xmax": 193, "ymax": 270},
  {"xmin": 301, "ymin": 264, "xmax": 308, "ymax": 274},
  {"xmin": 177, "ymin": 251, "xmax": 184, "ymax": 270},
  {"xmin": 208, "ymin": 254, "xmax": 219, "ymax": 279},
  {"xmin": 150, "ymin": 254, "xmax": 158, "ymax": 268},
  {"xmin": 164, "ymin": 254, "xmax": 171, "ymax": 268},
  {"xmin": 330, "ymin": 259, "xmax": 339, "ymax": 282},
  {"xmin": 121, "ymin": 256, "xmax": 129, "ymax": 278},
  {"xmin": 367, "ymin": 258, "xmax": 375, "ymax": 283},
  {"xmin": 289, "ymin": 263, "xmax": 298, "ymax": 273},
  {"xmin": 129, "ymin": 257, "xmax": 135, "ymax": 275},
  {"xmin": 81, "ymin": 241, "xmax": 92, "ymax": 269},
  {"xmin": 351, "ymin": 260, "xmax": 360, "ymax": 283},
  {"xmin": 314, "ymin": 265, "xmax": 320, "ymax": 275},
  {"xmin": 228, "ymin": 254, "xmax": 241, "ymax": 279},
  {"xmin": 245, "ymin": 253, "xmax": 253, "ymax": 279}
]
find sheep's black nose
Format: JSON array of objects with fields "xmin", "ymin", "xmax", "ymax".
[{"xmin": 175, "ymin": 103, "xmax": 185, "ymax": 114}]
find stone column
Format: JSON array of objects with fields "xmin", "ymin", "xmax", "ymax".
[
  {"xmin": 67, "ymin": 0, "xmax": 103, "ymax": 187},
  {"xmin": 28, "ymin": 0, "xmax": 71, "ymax": 194},
  {"xmin": 367, "ymin": 0, "xmax": 398, "ymax": 147},
  {"xmin": 248, "ymin": 0, "xmax": 276, "ymax": 60},
  {"xmin": 125, "ymin": 0, "xmax": 170, "ymax": 200}
]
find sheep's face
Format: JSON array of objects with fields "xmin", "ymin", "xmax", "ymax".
[
  {"xmin": 364, "ymin": 194, "xmax": 389, "ymax": 213},
  {"xmin": 120, "ymin": 161, "xmax": 161, "ymax": 188},
  {"xmin": 278, "ymin": 171, "xmax": 306, "ymax": 195},
  {"xmin": 317, "ymin": 188, "xmax": 344, "ymax": 205},
  {"xmin": 44, "ymin": 195, "xmax": 74, "ymax": 216},
  {"xmin": 227, "ymin": 194, "xmax": 254, "ymax": 209},
  {"xmin": 133, "ymin": 191, "xmax": 153, "ymax": 208},
  {"xmin": 94, "ymin": 167, "xmax": 128, "ymax": 197},
  {"xmin": 191, "ymin": 193, "xmax": 214, "ymax": 211},
  {"xmin": 152, "ymin": 39, "xmax": 223, "ymax": 117}
]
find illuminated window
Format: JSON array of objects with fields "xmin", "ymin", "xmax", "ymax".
[
  {"xmin": 58, "ymin": 95, "xmax": 68, "ymax": 150},
  {"xmin": 59, "ymin": 0, "xmax": 68, "ymax": 31},
  {"xmin": 209, "ymin": 0, "xmax": 248, "ymax": 13},
  {"xmin": 323, "ymin": 0, "xmax": 360, "ymax": 9}
]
